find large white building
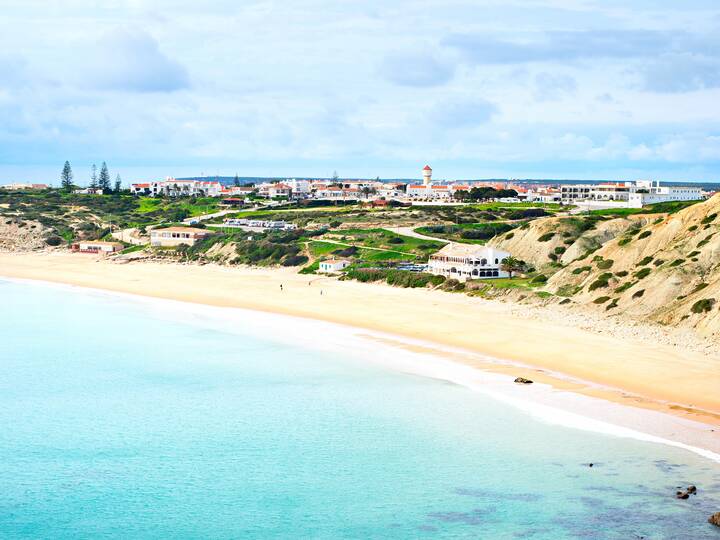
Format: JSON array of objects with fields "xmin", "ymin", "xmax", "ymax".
[
  {"xmin": 627, "ymin": 180, "xmax": 704, "ymax": 208},
  {"xmin": 131, "ymin": 178, "xmax": 224, "ymax": 197},
  {"xmin": 428, "ymin": 244, "xmax": 511, "ymax": 281},
  {"xmin": 561, "ymin": 180, "xmax": 703, "ymax": 208}
]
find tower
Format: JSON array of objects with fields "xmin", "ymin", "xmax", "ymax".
[{"xmin": 423, "ymin": 165, "xmax": 432, "ymax": 186}]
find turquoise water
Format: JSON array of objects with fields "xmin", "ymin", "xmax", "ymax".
[{"xmin": 1, "ymin": 280, "xmax": 720, "ymax": 539}]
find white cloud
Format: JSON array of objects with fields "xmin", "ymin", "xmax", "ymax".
[{"xmin": 84, "ymin": 29, "xmax": 190, "ymax": 93}]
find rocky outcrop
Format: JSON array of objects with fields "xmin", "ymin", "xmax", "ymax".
[
  {"xmin": 709, "ymin": 512, "xmax": 720, "ymax": 527},
  {"xmin": 0, "ymin": 218, "xmax": 56, "ymax": 252}
]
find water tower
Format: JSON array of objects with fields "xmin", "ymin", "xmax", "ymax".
[{"xmin": 423, "ymin": 165, "xmax": 432, "ymax": 186}]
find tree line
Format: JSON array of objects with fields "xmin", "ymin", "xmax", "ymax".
[
  {"xmin": 453, "ymin": 187, "xmax": 519, "ymax": 201},
  {"xmin": 60, "ymin": 161, "xmax": 123, "ymax": 194}
]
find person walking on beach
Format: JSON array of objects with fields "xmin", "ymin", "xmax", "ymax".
[{"xmin": 280, "ymin": 284, "xmax": 283, "ymax": 291}]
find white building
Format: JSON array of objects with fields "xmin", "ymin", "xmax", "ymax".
[
  {"xmin": 131, "ymin": 178, "xmax": 224, "ymax": 197},
  {"xmin": 561, "ymin": 180, "xmax": 703, "ymax": 208},
  {"xmin": 319, "ymin": 259, "xmax": 351, "ymax": 273},
  {"xmin": 150, "ymin": 227, "xmax": 214, "ymax": 247},
  {"xmin": 73, "ymin": 187, "xmax": 105, "ymax": 195},
  {"xmin": 2, "ymin": 183, "xmax": 49, "ymax": 191},
  {"xmin": 71, "ymin": 240, "xmax": 124, "ymax": 254},
  {"xmin": 627, "ymin": 180, "xmax": 704, "ymax": 208},
  {"xmin": 428, "ymin": 244, "xmax": 511, "ymax": 281}
]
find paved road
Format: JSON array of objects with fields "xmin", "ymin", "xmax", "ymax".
[{"xmin": 388, "ymin": 226, "xmax": 450, "ymax": 244}]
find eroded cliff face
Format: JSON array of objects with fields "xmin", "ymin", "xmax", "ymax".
[
  {"xmin": 0, "ymin": 218, "xmax": 55, "ymax": 252},
  {"xmin": 491, "ymin": 195, "xmax": 720, "ymax": 338}
]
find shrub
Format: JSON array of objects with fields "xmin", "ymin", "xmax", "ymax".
[
  {"xmin": 606, "ymin": 299, "xmax": 619, "ymax": 310},
  {"xmin": 554, "ymin": 246, "xmax": 566, "ymax": 255},
  {"xmin": 538, "ymin": 232, "xmax": 555, "ymax": 242},
  {"xmin": 44, "ymin": 235, "xmax": 64, "ymax": 246},
  {"xmin": 593, "ymin": 296, "xmax": 611, "ymax": 304},
  {"xmin": 530, "ymin": 274, "xmax": 548, "ymax": 284},
  {"xmin": 615, "ymin": 270, "xmax": 628, "ymax": 277},
  {"xmin": 688, "ymin": 225, "xmax": 698, "ymax": 232},
  {"xmin": 282, "ymin": 255, "xmax": 309, "ymax": 266},
  {"xmin": 637, "ymin": 230, "xmax": 652, "ymax": 240},
  {"xmin": 442, "ymin": 278, "xmax": 465, "ymax": 291},
  {"xmin": 572, "ymin": 266, "xmax": 591, "ymax": 275},
  {"xmin": 589, "ymin": 278, "xmax": 610, "ymax": 291},
  {"xmin": 634, "ymin": 268, "xmax": 652, "ymax": 279},
  {"xmin": 700, "ymin": 213, "xmax": 717, "ymax": 225},
  {"xmin": 618, "ymin": 237, "xmax": 631, "ymax": 246},
  {"xmin": 691, "ymin": 283, "xmax": 708, "ymax": 294},
  {"xmin": 638, "ymin": 256, "xmax": 654, "ymax": 266},
  {"xmin": 505, "ymin": 232, "xmax": 514, "ymax": 240},
  {"xmin": 632, "ymin": 289, "xmax": 645, "ymax": 299},
  {"xmin": 687, "ymin": 251, "xmax": 700, "ymax": 257},
  {"xmin": 559, "ymin": 298, "xmax": 571, "ymax": 305},
  {"xmin": 615, "ymin": 281, "xmax": 636, "ymax": 293},
  {"xmin": 691, "ymin": 298, "xmax": 715, "ymax": 314},
  {"xmin": 333, "ymin": 246, "xmax": 358, "ymax": 257},
  {"xmin": 596, "ymin": 259, "xmax": 614, "ymax": 269},
  {"xmin": 548, "ymin": 253, "xmax": 558, "ymax": 261},
  {"xmin": 557, "ymin": 284, "xmax": 581, "ymax": 297},
  {"xmin": 668, "ymin": 259, "xmax": 685, "ymax": 268},
  {"xmin": 653, "ymin": 259, "xmax": 665, "ymax": 266},
  {"xmin": 387, "ymin": 236, "xmax": 404, "ymax": 244}
]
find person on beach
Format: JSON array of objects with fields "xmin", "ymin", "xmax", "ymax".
[{"xmin": 280, "ymin": 284, "xmax": 283, "ymax": 291}]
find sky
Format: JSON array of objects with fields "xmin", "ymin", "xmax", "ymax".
[{"xmin": 1, "ymin": 0, "xmax": 719, "ymax": 184}]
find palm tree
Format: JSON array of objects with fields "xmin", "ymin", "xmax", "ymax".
[{"xmin": 501, "ymin": 256, "xmax": 523, "ymax": 278}]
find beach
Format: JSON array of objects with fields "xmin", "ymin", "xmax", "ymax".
[{"xmin": 1, "ymin": 251, "xmax": 719, "ymax": 455}]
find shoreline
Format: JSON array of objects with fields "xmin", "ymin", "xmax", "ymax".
[
  {"xmin": 2, "ymin": 252, "xmax": 719, "ymax": 458},
  {"xmin": 5, "ymin": 272, "xmax": 720, "ymax": 464}
]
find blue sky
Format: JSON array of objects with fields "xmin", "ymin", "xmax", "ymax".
[{"xmin": 1, "ymin": 0, "xmax": 719, "ymax": 184}]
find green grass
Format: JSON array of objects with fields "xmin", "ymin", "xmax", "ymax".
[
  {"xmin": 307, "ymin": 241, "xmax": 340, "ymax": 257},
  {"xmin": 473, "ymin": 277, "xmax": 535, "ymax": 289},
  {"xmin": 589, "ymin": 199, "xmax": 702, "ymax": 216},
  {"xmin": 330, "ymin": 228, "xmax": 442, "ymax": 251}
]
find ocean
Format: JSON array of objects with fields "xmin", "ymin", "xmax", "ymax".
[{"xmin": 1, "ymin": 279, "xmax": 719, "ymax": 539}]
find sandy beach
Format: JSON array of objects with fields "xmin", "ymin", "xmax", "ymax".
[{"xmin": 2, "ymin": 251, "xmax": 719, "ymax": 454}]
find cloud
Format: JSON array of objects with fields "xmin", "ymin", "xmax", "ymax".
[
  {"xmin": 534, "ymin": 72, "xmax": 576, "ymax": 101},
  {"xmin": 87, "ymin": 29, "xmax": 190, "ymax": 93},
  {"xmin": 638, "ymin": 53, "xmax": 720, "ymax": 93},
  {"xmin": 429, "ymin": 97, "xmax": 497, "ymax": 128},
  {"xmin": 0, "ymin": 54, "xmax": 29, "ymax": 89},
  {"xmin": 443, "ymin": 30, "xmax": 673, "ymax": 64},
  {"xmin": 378, "ymin": 50, "xmax": 456, "ymax": 87}
]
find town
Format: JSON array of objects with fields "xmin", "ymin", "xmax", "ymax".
[{"xmin": 120, "ymin": 165, "xmax": 709, "ymax": 210}]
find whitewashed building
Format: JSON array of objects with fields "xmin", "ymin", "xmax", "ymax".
[
  {"xmin": 150, "ymin": 227, "xmax": 214, "ymax": 247},
  {"xmin": 131, "ymin": 178, "xmax": 223, "ymax": 197},
  {"xmin": 428, "ymin": 244, "xmax": 511, "ymax": 281},
  {"xmin": 319, "ymin": 259, "xmax": 351, "ymax": 273}
]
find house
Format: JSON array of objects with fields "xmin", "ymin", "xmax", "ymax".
[
  {"xmin": 1, "ymin": 183, "xmax": 49, "ymax": 191},
  {"xmin": 71, "ymin": 241, "xmax": 124, "ymax": 254},
  {"xmin": 319, "ymin": 259, "xmax": 351, "ymax": 273},
  {"xmin": 428, "ymin": 244, "xmax": 511, "ymax": 281},
  {"xmin": 150, "ymin": 227, "xmax": 213, "ymax": 247},
  {"xmin": 268, "ymin": 183, "xmax": 292, "ymax": 198}
]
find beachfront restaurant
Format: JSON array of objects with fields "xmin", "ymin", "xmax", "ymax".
[{"xmin": 428, "ymin": 244, "xmax": 511, "ymax": 281}]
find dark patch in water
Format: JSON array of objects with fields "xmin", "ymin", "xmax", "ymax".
[
  {"xmin": 454, "ymin": 487, "xmax": 543, "ymax": 502},
  {"xmin": 428, "ymin": 507, "xmax": 493, "ymax": 526}
]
